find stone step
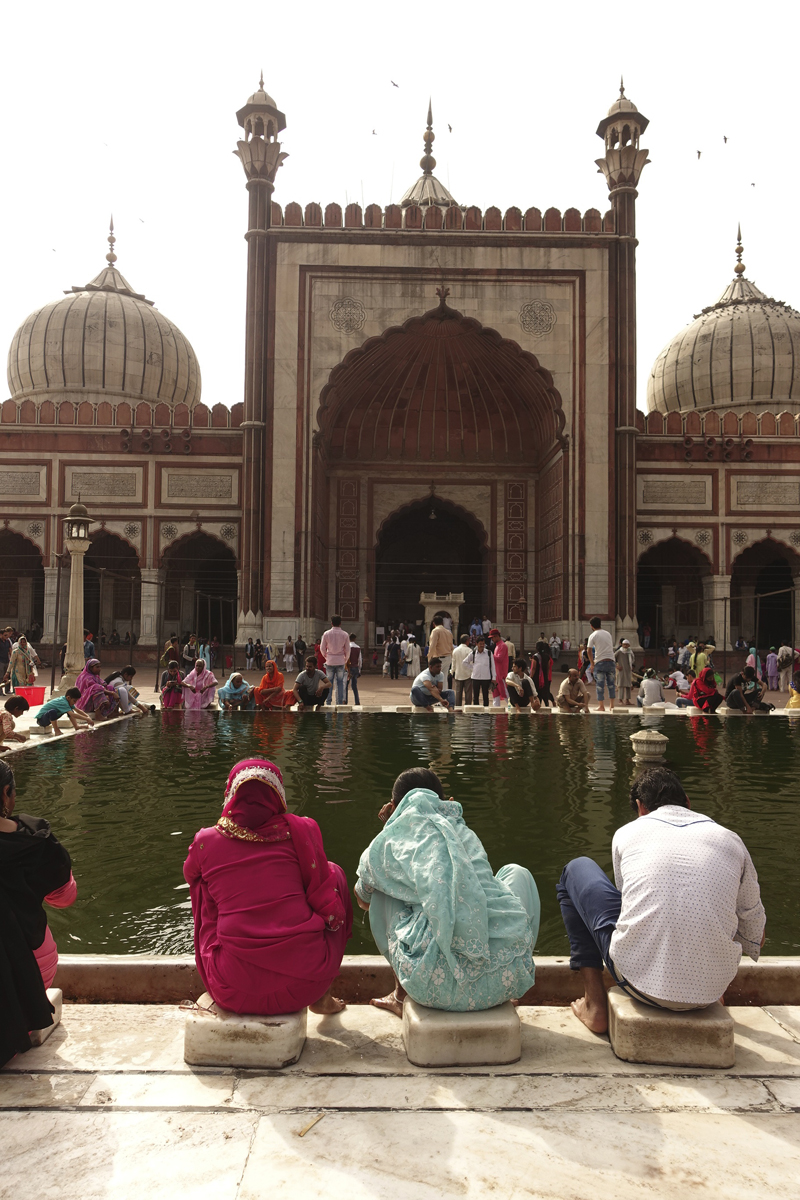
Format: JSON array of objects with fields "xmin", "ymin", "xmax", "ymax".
[
  {"xmin": 402, "ymin": 998, "xmax": 521, "ymax": 1067},
  {"xmin": 607, "ymin": 986, "xmax": 735, "ymax": 1068},
  {"xmin": 183, "ymin": 993, "xmax": 307, "ymax": 1069}
]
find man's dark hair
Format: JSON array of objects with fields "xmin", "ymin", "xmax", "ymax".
[
  {"xmin": 4, "ymin": 696, "xmax": 29, "ymax": 714},
  {"xmin": 513, "ymin": 657, "xmax": 528, "ymax": 669},
  {"xmin": 629, "ymin": 767, "xmax": 689, "ymax": 814},
  {"xmin": 433, "ymin": 616, "xmax": 442, "ymax": 626},
  {"xmin": 477, "ymin": 636, "xmax": 485, "ymax": 644},
  {"xmin": 392, "ymin": 768, "xmax": 444, "ymax": 806},
  {"xmin": 590, "ymin": 617, "xmax": 601, "ymax": 629},
  {"xmin": 743, "ymin": 665, "xmax": 756, "ymax": 679},
  {"xmin": 65, "ymin": 687, "xmax": 81, "ymax": 701},
  {"xmin": 460, "ymin": 634, "xmax": 469, "ymax": 643},
  {"xmin": 305, "ymin": 654, "xmax": 317, "ymax": 665},
  {"xmin": 429, "ymin": 656, "xmax": 442, "ymax": 669},
  {"xmin": 331, "ymin": 615, "xmax": 342, "ymax": 626}
]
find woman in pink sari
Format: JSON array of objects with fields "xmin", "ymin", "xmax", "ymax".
[
  {"xmin": 184, "ymin": 759, "xmax": 352, "ymax": 1015},
  {"xmin": 75, "ymin": 659, "xmax": 119, "ymax": 719},
  {"xmin": 181, "ymin": 659, "xmax": 217, "ymax": 709},
  {"xmin": 490, "ymin": 629, "xmax": 509, "ymax": 704}
]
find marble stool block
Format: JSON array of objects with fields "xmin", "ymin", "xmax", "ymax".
[
  {"xmin": 356, "ymin": 705, "xmax": 382, "ymax": 712},
  {"xmin": 607, "ymin": 987, "xmax": 735, "ymax": 1068},
  {"xmin": 29, "ymin": 988, "xmax": 63, "ymax": 1046},
  {"xmin": 402, "ymin": 998, "xmax": 521, "ymax": 1067},
  {"xmin": 333, "ymin": 705, "xmax": 353, "ymax": 712},
  {"xmin": 184, "ymin": 993, "xmax": 307, "ymax": 1068}
]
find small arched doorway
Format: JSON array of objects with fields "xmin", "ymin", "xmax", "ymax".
[
  {"xmin": 0, "ymin": 531, "xmax": 44, "ymax": 636},
  {"xmin": 374, "ymin": 499, "xmax": 486, "ymax": 632},
  {"xmin": 730, "ymin": 539, "xmax": 799, "ymax": 649},
  {"xmin": 84, "ymin": 532, "xmax": 140, "ymax": 643},
  {"xmin": 161, "ymin": 532, "xmax": 238, "ymax": 642},
  {"xmin": 636, "ymin": 537, "xmax": 710, "ymax": 642}
]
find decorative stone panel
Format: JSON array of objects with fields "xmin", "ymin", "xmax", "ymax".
[
  {"xmin": 504, "ymin": 483, "xmax": 528, "ymax": 625},
  {"xmin": 637, "ymin": 474, "xmax": 712, "ymax": 512},
  {"xmin": 0, "ymin": 465, "xmax": 47, "ymax": 501},
  {"xmin": 161, "ymin": 468, "xmax": 238, "ymax": 505},
  {"xmin": 538, "ymin": 459, "xmax": 563, "ymax": 621},
  {"xmin": 64, "ymin": 465, "xmax": 143, "ymax": 505}
]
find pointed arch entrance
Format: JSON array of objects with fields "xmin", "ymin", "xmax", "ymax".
[
  {"xmin": 161, "ymin": 532, "xmax": 238, "ymax": 641},
  {"xmin": 374, "ymin": 497, "xmax": 488, "ymax": 632},
  {"xmin": 730, "ymin": 538, "xmax": 800, "ymax": 648},
  {"xmin": 636, "ymin": 537, "xmax": 711, "ymax": 641}
]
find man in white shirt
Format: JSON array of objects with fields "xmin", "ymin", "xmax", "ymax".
[
  {"xmin": 320, "ymin": 615, "xmax": 351, "ymax": 706},
  {"xmin": 428, "ymin": 617, "xmax": 454, "ymax": 683},
  {"xmin": 410, "ymin": 658, "xmax": 455, "ymax": 711},
  {"xmin": 450, "ymin": 634, "xmax": 474, "ymax": 706},
  {"xmin": 465, "ymin": 636, "xmax": 494, "ymax": 706},
  {"xmin": 556, "ymin": 767, "xmax": 765, "ymax": 1033},
  {"xmin": 549, "ymin": 633, "xmax": 562, "ymax": 661},
  {"xmin": 587, "ymin": 617, "xmax": 615, "ymax": 712}
]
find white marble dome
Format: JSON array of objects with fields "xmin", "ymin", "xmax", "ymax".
[
  {"xmin": 7, "ymin": 263, "xmax": 201, "ymax": 408},
  {"xmin": 647, "ymin": 259, "xmax": 800, "ymax": 415}
]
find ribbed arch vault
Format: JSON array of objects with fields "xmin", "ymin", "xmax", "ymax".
[{"xmin": 317, "ymin": 297, "xmax": 566, "ymax": 465}]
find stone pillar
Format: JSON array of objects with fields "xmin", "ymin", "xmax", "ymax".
[
  {"xmin": 139, "ymin": 569, "xmax": 164, "ymax": 646},
  {"xmin": 58, "ymin": 539, "xmax": 89, "ymax": 693},
  {"xmin": 793, "ymin": 576, "xmax": 800, "ymax": 647},
  {"xmin": 234, "ymin": 82, "xmax": 288, "ymax": 644},
  {"xmin": 702, "ymin": 574, "xmax": 731, "ymax": 651}
]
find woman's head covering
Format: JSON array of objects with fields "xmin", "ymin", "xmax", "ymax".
[
  {"xmin": 194, "ymin": 659, "xmax": 206, "ymax": 673},
  {"xmin": 217, "ymin": 759, "xmax": 287, "ymax": 842},
  {"xmin": 696, "ymin": 666, "xmax": 717, "ymax": 694}
]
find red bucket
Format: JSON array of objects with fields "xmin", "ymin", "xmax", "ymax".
[{"xmin": 16, "ymin": 686, "xmax": 46, "ymax": 706}]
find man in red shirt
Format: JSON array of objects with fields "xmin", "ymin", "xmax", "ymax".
[{"xmin": 320, "ymin": 615, "xmax": 351, "ymax": 706}]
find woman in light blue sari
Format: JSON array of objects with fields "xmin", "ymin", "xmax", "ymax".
[
  {"xmin": 355, "ymin": 768, "xmax": 540, "ymax": 1016},
  {"xmin": 218, "ymin": 672, "xmax": 255, "ymax": 711}
]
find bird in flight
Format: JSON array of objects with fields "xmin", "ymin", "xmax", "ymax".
[
  {"xmin": 448, "ymin": 124, "xmax": 452, "ymax": 132},
  {"xmin": 723, "ymin": 136, "xmax": 728, "ymax": 143},
  {"xmin": 391, "ymin": 80, "xmax": 399, "ymax": 88},
  {"xmin": 372, "ymin": 129, "xmax": 377, "ymax": 135},
  {"xmin": 751, "ymin": 182, "xmax": 756, "ymax": 187},
  {"xmin": 697, "ymin": 150, "xmax": 702, "ymax": 159}
]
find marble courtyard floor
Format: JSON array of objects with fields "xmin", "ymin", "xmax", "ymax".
[{"xmin": 2, "ymin": 999, "xmax": 800, "ymax": 1198}]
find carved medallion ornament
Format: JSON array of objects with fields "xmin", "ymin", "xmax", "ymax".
[
  {"xmin": 124, "ymin": 523, "xmax": 140, "ymax": 539},
  {"xmin": 518, "ymin": 300, "xmax": 557, "ymax": 338},
  {"xmin": 329, "ymin": 298, "xmax": 366, "ymax": 335},
  {"xmin": 791, "ymin": 531, "xmax": 800, "ymax": 548},
  {"xmin": 220, "ymin": 524, "xmax": 237, "ymax": 541},
  {"xmin": 638, "ymin": 529, "xmax": 653, "ymax": 545},
  {"xmin": 732, "ymin": 529, "xmax": 749, "ymax": 547},
  {"xmin": 27, "ymin": 522, "xmax": 44, "ymax": 538},
  {"xmin": 161, "ymin": 524, "xmax": 178, "ymax": 541},
  {"xmin": 694, "ymin": 529, "xmax": 712, "ymax": 547}
]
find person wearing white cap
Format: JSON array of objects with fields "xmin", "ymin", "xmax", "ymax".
[{"xmin": 614, "ymin": 638, "xmax": 636, "ymax": 704}]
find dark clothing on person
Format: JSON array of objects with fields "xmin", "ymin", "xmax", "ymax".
[
  {"xmin": 0, "ymin": 815, "xmax": 72, "ymax": 1066},
  {"xmin": 726, "ymin": 673, "xmax": 770, "ymax": 712},
  {"xmin": 296, "ymin": 668, "xmax": 328, "ymax": 708},
  {"xmin": 294, "ymin": 638, "xmax": 307, "ymax": 659},
  {"xmin": 472, "ymin": 679, "xmax": 491, "ymax": 706},
  {"xmin": 508, "ymin": 678, "xmax": 537, "ymax": 707}
]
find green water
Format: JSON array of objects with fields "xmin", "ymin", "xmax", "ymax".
[{"xmin": 9, "ymin": 712, "xmax": 800, "ymax": 957}]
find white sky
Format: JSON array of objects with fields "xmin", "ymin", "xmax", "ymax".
[{"xmin": 1, "ymin": 1, "xmax": 797, "ymax": 414}]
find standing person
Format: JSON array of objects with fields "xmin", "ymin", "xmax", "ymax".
[
  {"xmin": 615, "ymin": 639, "xmax": 635, "ymax": 705},
  {"xmin": 283, "ymin": 637, "xmax": 297, "ymax": 675},
  {"xmin": 489, "ymin": 629, "xmax": 509, "ymax": 706},
  {"xmin": 254, "ymin": 639, "xmax": 264, "ymax": 670},
  {"xmin": 346, "ymin": 634, "xmax": 362, "ymax": 705},
  {"xmin": 557, "ymin": 768, "xmax": 765, "ymax": 1034},
  {"xmin": 689, "ymin": 641, "xmax": 708, "ymax": 675},
  {"xmin": 4, "ymin": 636, "xmax": 41, "ymax": 693},
  {"xmin": 469, "ymin": 617, "xmax": 483, "ymax": 645},
  {"xmin": 641, "ymin": 622, "xmax": 652, "ymax": 650},
  {"xmin": 182, "ymin": 634, "xmax": 198, "ymax": 677},
  {"xmin": 209, "ymin": 636, "xmax": 220, "ymax": 669},
  {"xmin": 405, "ymin": 634, "xmax": 421, "ymax": 679},
  {"xmin": 746, "ymin": 646, "xmax": 762, "ymax": 680},
  {"xmin": 184, "ymin": 759, "xmax": 351, "ymax": 1017},
  {"xmin": 678, "ymin": 641, "xmax": 691, "ymax": 670},
  {"xmin": 293, "ymin": 656, "xmax": 332, "ymax": 710},
  {"xmin": 466, "ymin": 636, "xmax": 494, "ymax": 707},
  {"xmin": 160, "ymin": 661, "xmax": 185, "ymax": 709},
  {"xmin": 504, "ymin": 633, "xmax": 516, "ymax": 662},
  {"xmin": 506, "ymin": 658, "xmax": 540, "ymax": 709},
  {"xmin": 75, "ymin": 659, "xmax": 119, "ymax": 719},
  {"xmin": 428, "ymin": 617, "xmax": 454, "ymax": 684},
  {"xmin": 83, "ymin": 630, "xmax": 95, "ymax": 661},
  {"xmin": 587, "ymin": 617, "xmax": 615, "ymax": 712},
  {"xmin": 245, "ymin": 639, "xmax": 255, "ymax": 670},
  {"xmin": 0, "ymin": 760, "xmax": 79, "ymax": 1067},
  {"xmin": 320, "ymin": 615, "xmax": 351, "ymax": 706},
  {"xmin": 533, "ymin": 638, "xmax": 554, "ymax": 707},
  {"xmin": 386, "ymin": 635, "xmax": 401, "ymax": 681},
  {"xmin": 295, "ymin": 634, "xmax": 307, "ymax": 662},
  {"xmin": 777, "ymin": 642, "xmax": 794, "ymax": 692},
  {"xmin": 409, "ymin": 658, "xmax": 455, "ymax": 711},
  {"xmin": 766, "ymin": 647, "xmax": 779, "ymax": 693},
  {"xmin": 314, "ymin": 640, "xmax": 325, "ymax": 671},
  {"xmin": 398, "ymin": 633, "xmax": 409, "ymax": 678},
  {"xmin": 181, "ymin": 659, "xmax": 218, "ymax": 710},
  {"xmin": 450, "ymin": 635, "xmax": 474, "ymax": 707},
  {"xmin": 481, "ymin": 615, "xmax": 491, "ymax": 637}
]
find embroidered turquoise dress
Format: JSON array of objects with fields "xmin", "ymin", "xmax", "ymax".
[{"xmin": 355, "ymin": 788, "xmax": 539, "ymax": 1011}]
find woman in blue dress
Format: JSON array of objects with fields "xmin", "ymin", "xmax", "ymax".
[{"xmin": 355, "ymin": 768, "xmax": 540, "ymax": 1016}]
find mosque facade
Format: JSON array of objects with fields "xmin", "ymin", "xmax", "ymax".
[{"xmin": 2, "ymin": 81, "xmax": 799, "ymax": 654}]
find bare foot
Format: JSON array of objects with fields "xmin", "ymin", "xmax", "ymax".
[
  {"xmin": 370, "ymin": 990, "xmax": 404, "ymax": 1018},
  {"xmin": 596, "ymin": 704, "xmax": 606, "ymax": 713},
  {"xmin": 309, "ymin": 988, "xmax": 346, "ymax": 1015},
  {"xmin": 570, "ymin": 996, "xmax": 608, "ymax": 1034}
]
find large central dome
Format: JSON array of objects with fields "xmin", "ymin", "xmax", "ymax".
[
  {"xmin": 647, "ymin": 236, "xmax": 800, "ymax": 415},
  {"xmin": 7, "ymin": 253, "xmax": 201, "ymax": 409}
]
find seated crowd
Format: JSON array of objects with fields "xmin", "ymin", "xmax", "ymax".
[{"xmin": 1, "ymin": 755, "xmax": 766, "ymax": 1065}]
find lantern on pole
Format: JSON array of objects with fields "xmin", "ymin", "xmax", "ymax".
[{"xmin": 58, "ymin": 502, "xmax": 94, "ymax": 692}]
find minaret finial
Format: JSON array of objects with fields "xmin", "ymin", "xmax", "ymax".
[
  {"xmin": 420, "ymin": 100, "xmax": 436, "ymax": 175},
  {"xmin": 106, "ymin": 215, "xmax": 117, "ymax": 266},
  {"xmin": 620, "ymin": 75, "xmax": 625, "ymax": 97},
  {"xmin": 259, "ymin": 69, "xmax": 264, "ymax": 90},
  {"xmin": 734, "ymin": 224, "xmax": 745, "ymax": 276}
]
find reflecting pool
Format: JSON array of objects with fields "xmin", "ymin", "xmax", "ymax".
[{"xmin": 10, "ymin": 712, "xmax": 800, "ymax": 957}]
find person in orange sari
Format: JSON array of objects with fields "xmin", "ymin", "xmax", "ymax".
[{"xmin": 253, "ymin": 660, "xmax": 295, "ymax": 710}]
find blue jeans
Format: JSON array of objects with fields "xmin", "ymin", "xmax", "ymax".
[
  {"xmin": 594, "ymin": 660, "xmax": 616, "ymax": 700},
  {"xmin": 348, "ymin": 670, "xmax": 360, "ymax": 705},
  {"xmin": 325, "ymin": 664, "xmax": 346, "ymax": 704},
  {"xmin": 410, "ymin": 684, "xmax": 455, "ymax": 709}
]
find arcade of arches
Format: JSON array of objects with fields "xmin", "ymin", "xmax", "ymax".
[
  {"xmin": 636, "ymin": 536, "xmax": 800, "ymax": 649},
  {"xmin": 316, "ymin": 299, "xmax": 565, "ymax": 639}
]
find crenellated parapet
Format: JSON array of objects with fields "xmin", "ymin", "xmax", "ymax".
[
  {"xmin": 269, "ymin": 201, "xmax": 615, "ymax": 233},
  {"xmin": 0, "ymin": 397, "xmax": 243, "ymax": 432},
  {"xmin": 637, "ymin": 407, "xmax": 800, "ymax": 461}
]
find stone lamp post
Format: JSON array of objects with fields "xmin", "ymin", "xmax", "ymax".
[{"xmin": 58, "ymin": 501, "xmax": 93, "ymax": 693}]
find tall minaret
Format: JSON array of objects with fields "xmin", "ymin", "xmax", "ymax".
[
  {"xmin": 234, "ymin": 76, "xmax": 288, "ymax": 642},
  {"xmin": 595, "ymin": 81, "xmax": 650, "ymax": 648}
]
